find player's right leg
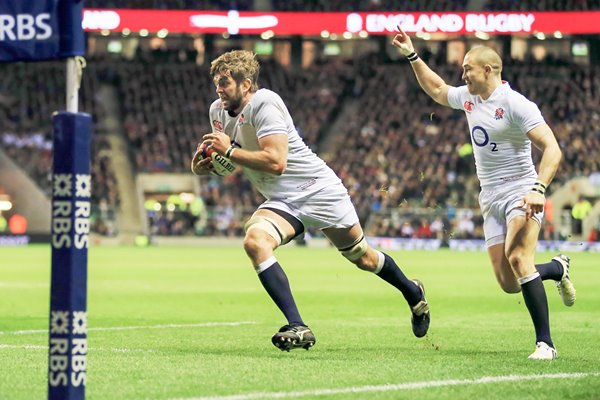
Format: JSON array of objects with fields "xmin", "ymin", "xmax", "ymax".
[
  {"xmin": 487, "ymin": 231, "xmax": 575, "ymax": 305},
  {"xmin": 487, "ymin": 243, "xmax": 521, "ymax": 293},
  {"xmin": 323, "ymin": 224, "xmax": 430, "ymax": 338},
  {"xmin": 482, "ymin": 182, "xmax": 561, "ymax": 359},
  {"xmin": 244, "ymin": 208, "xmax": 315, "ymax": 351},
  {"xmin": 505, "ymin": 215, "xmax": 556, "ymax": 360},
  {"xmin": 489, "ymin": 246, "xmax": 576, "ymax": 305}
]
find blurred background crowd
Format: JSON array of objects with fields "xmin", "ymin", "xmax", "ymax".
[{"xmin": 1, "ymin": 0, "xmax": 599, "ymax": 244}]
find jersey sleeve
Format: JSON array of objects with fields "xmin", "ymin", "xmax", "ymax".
[
  {"xmin": 209, "ymin": 111, "xmax": 216, "ymax": 132},
  {"xmin": 252, "ymin": 97, "xmax": 288, "ymax": 139},
  {"xmin": 447, "ymin": 86, "xmax": 469, "ymax": 110},
  {"xmin": 208, "ymin": 99, "xmax": 221, "ymax": 132},
  {"xmin": 510, "ymin": 94, "xmax": 545, "ymax": 133}
]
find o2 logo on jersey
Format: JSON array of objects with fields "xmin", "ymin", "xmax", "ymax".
[{"xmin": 471, "ymin": 126, "xmax": 498, "ymax": 152}]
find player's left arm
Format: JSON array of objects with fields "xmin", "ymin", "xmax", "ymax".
[
  {"xmin": 527, "ymin": 123, "xmax": 562, "ymax": 186},
  {"xmin": 202, "ymin": 131, "xmax": 288, "ymax": 175},
  {"xmin": 522, "ymin": 123, "xmax": 562, "ymax": 217}
]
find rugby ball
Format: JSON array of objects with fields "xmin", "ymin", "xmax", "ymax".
[{"xmin": 198, "ymin": 142, "xmax": 237, "ymax": 177}]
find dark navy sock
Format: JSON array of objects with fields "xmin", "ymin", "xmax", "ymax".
[
  {"xmin": 258, "ymin": 261, "xmax": 304, "ymax": 326},
  {"xmin": 535, "ymin": 260, "xmax": 563, "ymax": 281},
  {"xmin": 376, "ymin": 253, "xmax": 422, "ymax": 307},
  {"xmin": 521, "ymin": 275, "xmax": 553, "ymax": 347}
]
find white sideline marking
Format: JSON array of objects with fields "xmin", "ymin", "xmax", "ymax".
[
  {"xmin": 0, "ymin": 282, "xmax": 48, "ymax": 288},
  {"xmin": 0, "ymin": 344, "xmax": 157, "ymax": 353},
  {"xmin": 0, "ymin": 344, "xmax": 47, "ymax": 350},
  {"xmin": 174, "ymin": 372, "xmax": 600, "ymax": 400},
  {"xmin": 0, "ymin": 321, "xmax": 255, "ymax": 335}
]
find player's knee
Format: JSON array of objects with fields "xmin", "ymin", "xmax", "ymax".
[
  {"xmin": 243, "ymin": 229, "xmax": 268, "ymax": 258},
  {"xmin": 506, "ymin": 251, "xmax": 526, "ymax": 271},
  {"xmin": 245, "ymin": 216, "xmax": 283, "ymax": 242},
  {"xmin": 498, "ymin": 278, "xmax": 521, "ymax": 294},
  {"xmin": 338, "ymin": 236, "xmax": 371, "ymax": 270},
  {"xmin": 353, "ymin": 253, "xmax": 375, "ymax": 271},
  {"xmin": 243, "ymin": 216, "xmax": 283, "ymax": 258}
]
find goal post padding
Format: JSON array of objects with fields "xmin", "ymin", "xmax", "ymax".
[{"xmin": 48, "ymin": 111, "xmax": 92, "ymax": 400}]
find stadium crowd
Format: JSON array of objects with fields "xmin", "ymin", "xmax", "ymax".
[
  {"xmin": 0, "ymin": 61, "xmax": 120, "ymax": 235},
  {"xmin": 326, "ymin": 54, "xmax": 600, "ymax": 239},
  {"xmin": 118, "ymin": 55, "xmax": 349, "ymax": 173},
  {"xmin": 2, "ymin": 51, "xmax": 599, "ymax": 240}
]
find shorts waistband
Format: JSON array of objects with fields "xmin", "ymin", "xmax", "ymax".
[{"xmin": 480, "ymin": 177, "xmax": 537, "ymax": 191}]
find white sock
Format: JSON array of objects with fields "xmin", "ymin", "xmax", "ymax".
[
  {"xmin": 256, "ymin": 256, "xmax": 277, "ymax": 274},
  {"xmin": 518, "ymin": 271, "xmax": 540, "ymax": 285},
  {"xmin": 373, "ymin": 250, "xmax": 385, "ymax": 274}
]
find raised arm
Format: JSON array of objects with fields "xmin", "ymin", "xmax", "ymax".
[{"xmin": 392, "ymin": 26, "xmax": 453, "ymax": 107}]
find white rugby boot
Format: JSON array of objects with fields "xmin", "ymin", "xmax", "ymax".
[
  {"xmin": 553, "ymin": 254, "xmax": 576, "ymax": 307},
  {"xmin": 528, "ymin": 341, "xmax": 557, "ymax": 360}
]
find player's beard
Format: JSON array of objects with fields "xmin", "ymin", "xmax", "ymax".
[{"xmin": 224, "ymin": 87, "xmax": 244, "ymax": 117}]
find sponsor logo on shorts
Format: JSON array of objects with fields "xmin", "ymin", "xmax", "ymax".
[
  {"xmin": 500, "ymin": 175, "xmax": 526, "ymax": 182},
  {"xmin": 297, "ymin": 178, "xmax": 316, "ymax": 191}
]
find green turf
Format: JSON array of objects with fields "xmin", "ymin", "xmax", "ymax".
[{"xmin": 0, "ymin": 245, "xmax": 599, "ymax": 399}]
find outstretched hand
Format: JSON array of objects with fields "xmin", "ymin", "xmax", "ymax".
[{"xmin": 391, "ymin": 25, "xmax": 415, "ymax": 56}]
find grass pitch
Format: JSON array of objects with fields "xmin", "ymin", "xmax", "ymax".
[{"xmin": 0, "ymin": 245, "xmax": 599, "ymax": 399}]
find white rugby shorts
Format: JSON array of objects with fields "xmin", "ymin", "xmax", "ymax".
[
  {"xmin": 259, "ymin": 184, "xmax": 359, "ymax": 230},
  {"xmin": 478, "ymin": 178, "xmax": 544, "ymax": 248}
]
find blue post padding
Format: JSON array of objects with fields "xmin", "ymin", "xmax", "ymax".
[{"xmin": 48, "ymin": 112, "xmax": 92, "ymax": 400}]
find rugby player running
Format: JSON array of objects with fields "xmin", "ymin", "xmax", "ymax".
[
  {"xmin": 392, "ymin": 26, "xmax": 575, "ymax": 360},
  {"xmin": 192, "ymin": 50, "xmax": 431, "ymax": 351}
]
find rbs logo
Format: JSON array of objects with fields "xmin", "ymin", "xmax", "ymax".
[
  {"xmin": 0, "ymin": 13, "xmax": 52, "ymax": 41},
  {"xmin": 52, "ymin": 174, "xmax": 91, "ymax": 249}
]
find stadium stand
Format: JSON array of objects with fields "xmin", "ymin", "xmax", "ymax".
[
  {"xmin": 329, "ymin": 55, "xmax": 600, "ymax": 223},
  {"xmin": 0, "ymin": 61, "xmax": 121, "ymax": 235},
  {"xmin": 117, "ymin": 54, "xmax": 349, "ymax": 175},
  {"xmin": 3, "ymin": 54, "xmax": 599, "ymax": 239}
]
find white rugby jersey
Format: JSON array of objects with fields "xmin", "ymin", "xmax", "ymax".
[
  {"xmin": 209, "ymin": 88, "xmax": 343, "ymax": 201},
  {"xmin": 447, "ymin": 82, "xmax": 545, "ymax": 187}
]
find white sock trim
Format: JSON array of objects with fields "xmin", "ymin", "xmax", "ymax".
[
  {"xmin": 518, "ymin": 271, "xmax": 540, "ymax": 285},
  {"xmin": 256, "ymin": 256, "xmax": 277, "ymax": 274},
  {"xmin": 373, "ymin": 250, "xmax": 385, "ymax": 274}
]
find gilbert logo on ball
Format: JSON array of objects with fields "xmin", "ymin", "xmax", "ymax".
[
  {"xmin": 211, "ymin": 152, "xmax": 237, "ymax": 176},
  {"xmin": 199, "ymin": 142, "xmax": 236, "ymax": 177}
]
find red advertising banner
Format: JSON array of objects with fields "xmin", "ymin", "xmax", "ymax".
[{"xmin": 82, "ymin": 10, "xmax": 600, "ymax": 35}]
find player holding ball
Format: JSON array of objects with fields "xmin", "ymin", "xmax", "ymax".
[{"xmin": 192, "ymin": 50, "xmax": 430, "ymax": 351}]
